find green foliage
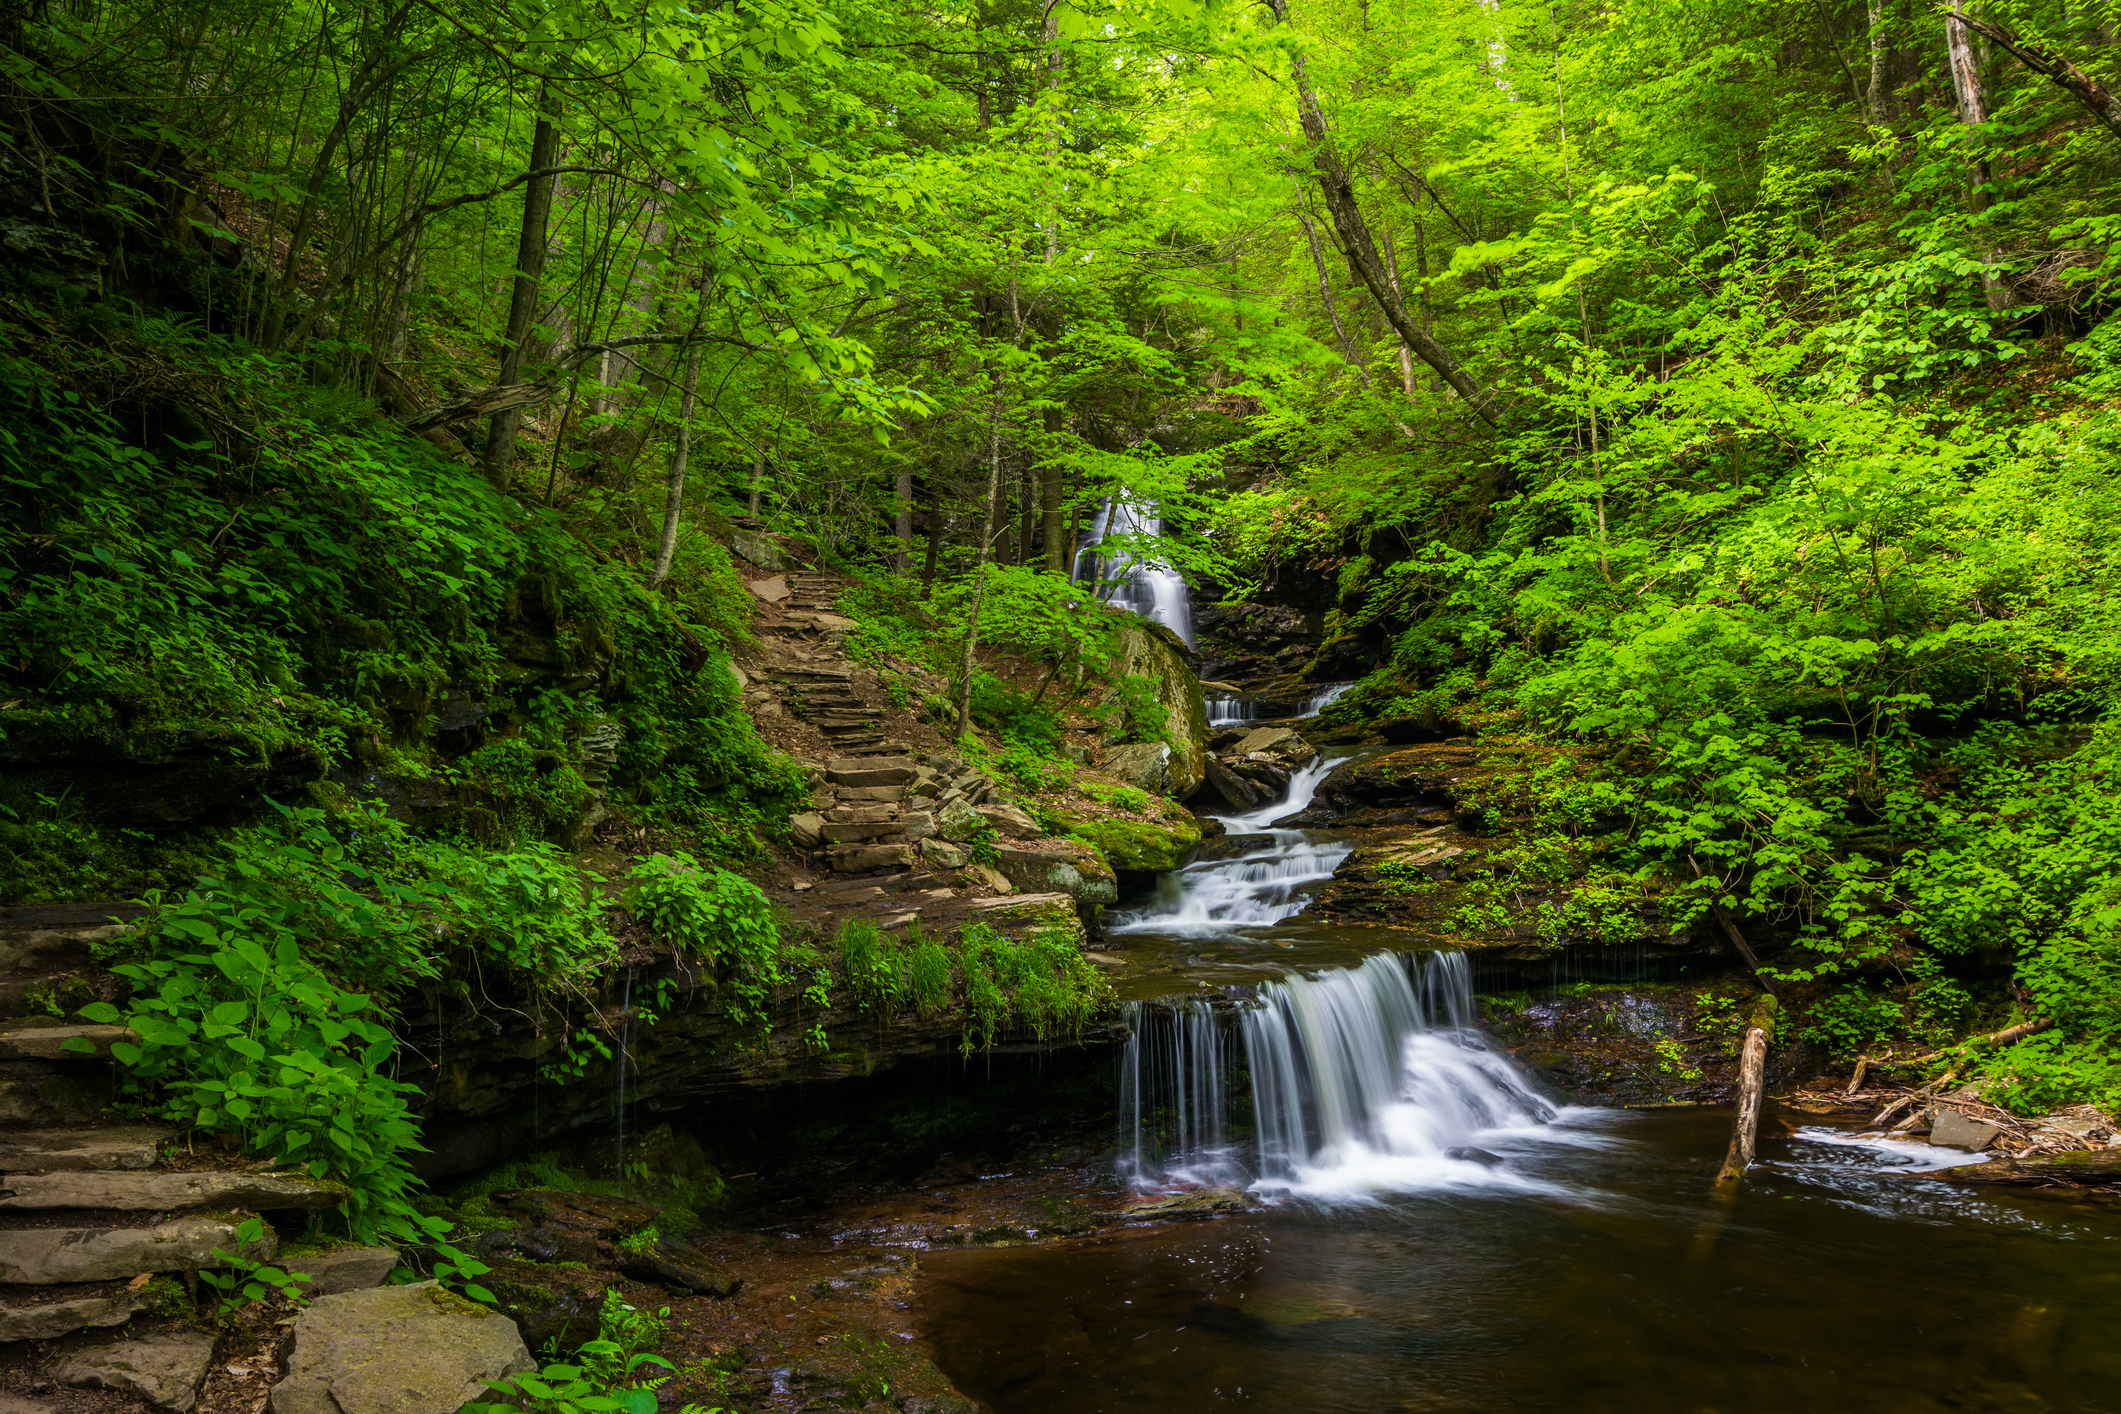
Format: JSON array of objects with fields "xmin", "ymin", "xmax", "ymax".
[
  {"xmin": 902, "ymin": 926, "xmax": 953, "ymax": 1016},
  {"xmin": 1102, "ymin": 675, "xmax": 1172, "ymax": 748},
  {"xmin": 834, "ymin": 918, "xmax": 902, "ymax": 1012},
  {"xmin": 954, "ymin": 920, "xmax": 1111, "ymax": 1054},
  {"xmin": 1080, "ymin": 781, "xmax": 1150, "ymax": 814},
  {"xmin": 198, "ymin": 1217, "xmax": 313, "ymax": 1319},
  {"xmin": 625, "ymin": 853, "xmax": 791, "ymax": 1035},
  {"xmin": 1652, "ymin": 1038, "xmax": 1701, "ymax": 1083}
]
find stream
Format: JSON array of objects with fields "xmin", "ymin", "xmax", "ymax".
[{"xmin": 912, "ymin": 747, "xmax": 2121, "ymax": 1413}]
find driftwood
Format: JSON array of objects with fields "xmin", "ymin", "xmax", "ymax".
[
  {"xmin": 1714, "ymin": 994, "xmax": 1780, "ymax": 1186},
  {"xmin": 1844, "ymin": 1055, "xmax": 1870, "ymax": 1096}
]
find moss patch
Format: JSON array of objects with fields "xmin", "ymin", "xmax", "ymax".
[{"xmin": 1056, "ymin": 813, "xmax": 1201, "ymax": 872}]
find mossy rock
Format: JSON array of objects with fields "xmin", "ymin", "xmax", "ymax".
[
  {"xmin": 1056, "ymin": 813, "xmax": 1202, "ymax": 872},
  {"xmin": 480, "ymin": 1257, "xmax": 611, "ymax": 1351}
]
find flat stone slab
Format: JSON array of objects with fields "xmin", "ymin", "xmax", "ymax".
[
  {"xmin": 0, "ymin": 1291, "xmax": 148, "ymax": 1341},
  {"xmin": 746, "ymin": 574, "xmax": 789, "ymax": 602},
  {"xmin": 57, "ymin": 1331, "xmax": 218, "ymax": 1413},
  {"xmin": 0, "ymin": 1023, "xmax": 139, "ymax": 1060},
  {"xmin": 0, "ymin": 1214, "xmax": 276, "ymax": 1283},
  {"xmin": 269, "ymin": 1281, "xmax": 534, "ymax": 1414},
  {"xmin": 825, "ymin": 760, "xmax": 916, "ymax": 788},
  {"xmin": 280, "ymin": 1245, "xmax": 401, "ymax": 1296},
  {"xmin": 1933, "ymin": 1109, "xmax": 2006, "ymax": 1152},
  {"xmin": 0, "ymin": 1125, "xmax": 171, "ymax": 1172},
  {"xmin": 0, "ymin": 1169, "xmax": 345, "ymax": 1211}
]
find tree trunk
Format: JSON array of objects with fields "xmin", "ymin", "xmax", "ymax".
[
  {"xmin": 1269, "ymin": 2, "xmax": 1500, "ymax": 425},
  {"xmin": 921, "ymin": 506, "xmax": 945, "ymax": 600},
  {"xmin": 483, "ymin": 86, "xmax": 564, "ymax": 491},
  {"xmin": 1041, "ymin": 408, "xmax": 1066, "ymax": 574},
  {"xmin": 1019, "ymin": 464, "xmax": 1036, "ymax": 566},
  {"xmin": 1714, "ymin": 996, "xmax": 1779, "ymax": 1187},
  {"xmin": 1866, "ymin": 0, "xmax": 1893, "ymax": 125},
  {"xmin": 1295, "ymin": 199, "xmax": 1371, "ymax": 386},
  {"xmin": 1381, "ymin": 227, "xmax": 1418, "ymax": 400},
  {"xmin": 1955, "ymin": 11, "xmax": 2121, "ymax": 142},
  {"xmin": 1945, "ymin": 2, "xmax": 2009, "ymax": 308},
  {"xmin": 646, "ymin": 341, "xmax": 702, "ymax": 590},
  {"xmin": 894, "ymin": 469, "xmax": 915, "ymax": 572},
  {"xmin": 955, "ymin": 373, "xmax": 1009, "ymax": 737},
  {"xmin": 747, "ymin": 443, "xmax": 766, "ymax": 518}
]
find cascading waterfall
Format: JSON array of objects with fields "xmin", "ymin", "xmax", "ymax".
[
  {"xmin": 1072, "ymin": 499, "xmax": 1194, "ymax": 646},
  {"xmin": 1107, "ymin": 755, "xmax": 1348, "ymax": 935},
  {"xmin": 1297, "ymin": 682, "xmax": 1356, "ymax": 717},
  {"xmin": 1206, "ymin": 692, "xmax": 1257, "ymax": 727},
  {"xmin": 1117, "ymin": 952, "xmax": 1559, "ymax": 1197},
  {"xmin": 1245, "ymin": 952, "xmax": 1555, "ymax": 1195},
  {"xmin": 1116, "ymin": 997, "xmax": 1237, "ymax": 1183}
]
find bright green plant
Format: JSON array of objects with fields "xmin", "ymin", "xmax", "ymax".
[
  {"xmin": 626, "ymin": 853, "xmax": 789, "ymax": 1035},
  {"xmin": 1652, "ymin": 1038, "xmax": 1701, "ymax": 1082},
  {"xmin": 198, "ymin": 1217, "xmax": 313, "ymax": 1318},
  {"xmin": 1082, "ymin": 781, "xmax": 1150, "ymax": 814},
  {"xmin": 955, "ymin": 920, "xmax": 1111, "ymax": 1054}
]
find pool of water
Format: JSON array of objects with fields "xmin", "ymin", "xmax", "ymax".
[{"xmin": 914, "ymin": 1106, "xmax": 2121, "ymax": 1413}]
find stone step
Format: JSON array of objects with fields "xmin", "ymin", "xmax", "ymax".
[
  {"xmin": 0, "ymin": 1168, "xmax": 344, "ymax": 1211},
  {"xmin": 57, "ymin": 1331, "xmax": 216, "ymax": 1412},
  {"xmin": 0, "ymin": 1291, "xmax": 149, "ymax": 1343},
  {"xmin": 769, "ymin": 668, "xmax": 854, "ymax": 682},
  {"xmin": 0, "ymin": 1214, "xmax": 274, "ymax": 1284},
  {"xmin": 0, "ymin": 1125, "xmax": 171, "ymax": 1173}
]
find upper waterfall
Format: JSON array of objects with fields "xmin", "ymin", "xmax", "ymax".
[{"xmin": 1073, "ymin": 499, "xmax": 1194, "ymax": 646}]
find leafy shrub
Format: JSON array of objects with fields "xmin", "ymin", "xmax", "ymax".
[
  {"xmin": 1797, "ymin": 984, "xmax": 1904, "ymax": 1059},
  {"xmin": 955, "ymin": 920, "xmax": 1111, "ymax": 1053},
  {"xmin": 1103, "ymin": 674, "xmax": 1171, "ymax": 747},
  {"xmin": 902, "ymin": 925, "xmax": 953, "ymax": 1015},
  {"xmin": 625, "ymin": 852, "xmax": 791, "ymax": 1034},
  {"xmin": 834, "ymin": 918, "xmax": 902, "ymax": 1012}
]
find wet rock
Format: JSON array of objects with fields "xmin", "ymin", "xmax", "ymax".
[
  {"xmin": 0, "ymin": 1124, "xmax": 170, "ymax": 1172},
  {"xmin": 1317, "ymin": 744, "xmax": 1479, "ymax": 810},
  {"xmin": 1931, "ymin": 1110, "xmax": 2005, "ymax": 1152},
  {"xmin": 1121, "ymin": 1188, "xmax": 1260, "ymax": 1220},
  {"xmin": 0, "ymin": 1169, "xmax": 345, "ymax": 1211},
  {"xmin": 0, "ymin": 1291, "xmax": 148, "ymax": 1342},
  {"xmin": 1445, "ymin": 1146, "xmax": 1502, "ymax": 1164},
  {"xmin": 57, "ymin": 1331, "xmax": 217, "ymax": 1413},
  {"xmin": 1196, "ymin": 755, "xmax": 1268, "ymax": 811},
  {"xmin": 1231, "ymin": 726, "xmax": 1305, "ymax": 759},
  {"xmin": 490, "ymin": 1189, "xmax": 657, "ymax": 1235},
  {"xmin": 1102, "ymin": 742, "xmax": 1173, "ymax": 795},
  {"xmin": 1192, "ymin": 832, "xmax": 1279, "ymax": 862},
  {"xmin": 481, "ymin": 1257, "xmax": 611, "ymax": 1351},
  {"xmin": 281, "ymin": 1246, "xmax": 401, "ymax": 1296},
  {"xmin": 0, "ymin": 1214, "xmax": 276, "ymax": 1283},
  {"xmin": 269, "ymin": 1281, "xmax": 533, "ymax": 1414},
  {"xmin": 618, "ymin": 1235, "xmax": 742, "ymax": 1296}
]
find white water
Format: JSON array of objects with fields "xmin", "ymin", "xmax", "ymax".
[
  {"xmin": 1117, "ymin": 951, "xmax": 1566, "ymax": 1199},
  {"xmin": 1206, "ymin": 692, "xmax": 1257, "ymax": 727},
  {"xmin": 1073, "ymin": 499, "xmax": 1195, "ymax": 646},
  {"xmin": 1106, "ymin": 757, "xmax": 1349, "ymax": 936},
  {"xmin": 1297, "ymin": 682, "xmax": 1356, "ymax": 717},
  {"xmin": 1245, "ymin": 952, "xmax": 1559, "ymax": 1199}
]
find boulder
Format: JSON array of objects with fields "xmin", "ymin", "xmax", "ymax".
[
  {"xmin": 0, "ymin": 1291, "xmax": 148, "ymax": 1342},
  {"xmin": 0, "ymin": 1125, "xmax": 170, "ymax": 1172},
  {"xmin": 789, "ymin": 811, "xmax": 825, "ymax": 848},
  {"xmin": 488, "ymin": 1189, "xmax": 657, "ymax": 1235},
  {"xmin": 966, "ymin": 863, "xmax": 1014, "ymax": 895},
  {"xmin": 0, "ymin": 1214, "xmax": 276, "ymax": 1284},
  {"xmin": 1049, "ymin": 812, "xmax": 1203, "ymax": 873},
  {"xmin": 0, "ymin": 1169, "xmax": 345, "ymax": 1211},
  {"xmin": 980, "ymin": 802, "xmax": 1043, "ymax": 838},
  {"xmin": 1196, "ymin": 755, "xmax": 1268, "ymax": 811},
  {"xmin": 746, "ymin": 575, "xmax": 789, "ymax": 603},
  {"xmin": 1110, "ymin": 623, "xmax": 1208, "ymax": 797},
  {"xmin": 936, "ymin": 798, "xmax": 984, "ymax": 842},
  {"xmin": 281, "ymin": 1246, "xmax": 401, "ymax": 1296},
  {"xmin": 57, "ymin": 1332, "xmax": 217, "ymax": 1413},
  {"xmin": 481, "ymin": 1256, "xmax": 611, "ymax": 1351},
  {"xmin": 1102, "ymin": 742, "xmax": 1172, "ymax": 795},
  {"xmin": 269, "ymin": 1281, "xmax": 534, "ymax": 1414},
  {"xmin": 899, "ymin": 810, "xmax": 937, "ymax": 842},
  {"xmin": 829, "ymin": 843, "xmax": 914, "ymax": 873},
  {"xmin": 992, "ymin": 842, "xmax": 1118, "ymax": 910},
  {"xmin": 1120, "ymin": 1187, "xmax": 1261, "ymax": 1220},
  {"xmin": 1232, "ymin": 726, "xmax": 1300, "ymax": 757},
  {"xmin": 1931, "ymin": 1109, "xmax": 2005, "ymax": 1152},
  {"xmin": 919, "ymin": 839, "xmax": 967, "ymax": 869},
  {"xmin": 730, "ymin": 530, "xmax": 785, "ymax": 571}
]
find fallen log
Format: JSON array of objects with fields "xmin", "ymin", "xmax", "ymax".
[
  {"xmin": 1871, "ymin": 1018, "xmax": 2053, "ymax": 1070},
  {"xmin": 1713, "ymin": 994, "xmax": 1780, "ymax": 1187}
]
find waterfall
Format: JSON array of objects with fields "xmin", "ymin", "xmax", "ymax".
[
  {"xmin": 1116, "ymin": 953, "xmax": 1559, "ymax": 1198},
  {"xmin": 1107, "ymin": 756, "xmax": 1346, "ymax": 934},
  {"xmin": 1117, "ymin": 997, "xmax": 1237, "ymax": 1184},
  {"xmin": 1296, "ymin": 682, "xmax": 1356, "ymax": 718},
  {"xmin": 1206, "ymin": 691, "xmax": 1257, "ymax": 727},
  {"xmin": 1073, "ymin": 499, "xmax": 1194, "ymax": 646},
  {"xmin": 1245, "ymin": 952, "xmax": 1555, "ymax": 1195}
]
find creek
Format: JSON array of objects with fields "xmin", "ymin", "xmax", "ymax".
[{"xmin": 912, "ymin": 752, "xmax": 2121, "ymax": 1413}]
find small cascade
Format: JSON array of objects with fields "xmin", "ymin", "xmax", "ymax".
[
  {"xmin": 1108, "ymin": 755, "xmax": 1346, "ymax": 935},
  {"xmin": 1245, "ymin": 952, "xmax": 1555, "ymax": 1194},
  {"xmin": 1073, "ymin": 499, "xmax": 1195, "ymax": 646},
  {"xmin": 1117, "ymin": 998, "xmax": 1238, "ymax": 1185},
  {"xmin": 1206, "ymin": 691, "xmax": 1257, "ymax": 727},
  {"xmin": 1296, "ymin": 682, "xmax": 1356, "ymax": 718}
]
